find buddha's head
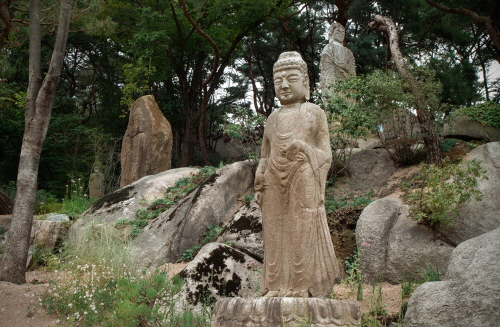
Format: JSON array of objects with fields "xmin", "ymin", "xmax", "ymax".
[
  {"xmin": 328, "ymin": 23, "xmax": 345, "ymax": 43},
  {"xmin": 273, "ymin": 51, "xmax": 310, "ymax": 105}
]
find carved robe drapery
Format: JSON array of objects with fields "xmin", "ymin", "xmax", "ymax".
[{"xmin": 256, "ymin": 102, "xmax": 340, "ymax": 297}]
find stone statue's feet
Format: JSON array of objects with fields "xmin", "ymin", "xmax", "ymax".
[
  {"xmin": 283, "ymin": 290, "xmax": 294, "ymax": 297},
  {"xmin": 264, "ymin": 291, "xmax": 280, "ymax": 297},
  {"xmin": 291, "ymin": 290, "xmax": 310, "ymax": 297}
]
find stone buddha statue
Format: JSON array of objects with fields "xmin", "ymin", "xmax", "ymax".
[
  {"xmin": 320, "ymin": 22, "xmax": 356, "ymax": 94},
  {"xmin": 89, "ymin": 164, "xmax": 105, "ymax": 199},
  {"xmin": 255, "ymin": 51, "xmax": 340, "ymax": 298}
]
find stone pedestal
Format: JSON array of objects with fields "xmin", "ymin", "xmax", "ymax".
[{"xmin": 211, "ymin": 297, "xmax": 361, "ymax": 327}]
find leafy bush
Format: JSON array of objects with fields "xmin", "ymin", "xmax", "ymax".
[
  {"xmin": 402, "ymin": 158, "xmax": 487, "ymax": 227},
  {"xmin": 324, "ymin": 69, "xmax": 446, "ymax": 167},
  {"xmin": 453, "ymin": 101, "xmax": 500, "ymax": 127}
]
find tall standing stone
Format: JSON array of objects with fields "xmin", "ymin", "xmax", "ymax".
[{"xmin": 120, "ymin": 95, "xmax": 173, "ymax": 187}]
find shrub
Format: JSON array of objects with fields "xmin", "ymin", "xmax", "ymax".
[
  {"xmin": 402, "ymin": 158, "xmax": 487, "ymax": 227},
  {"xmin": 453, "ymin": 101, "xmax": 500, "ymax": 127}
]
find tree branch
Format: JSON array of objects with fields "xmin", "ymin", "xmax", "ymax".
[{"xmin": 424, "ymin": 0, "xmax": 500, "ymax": 63}]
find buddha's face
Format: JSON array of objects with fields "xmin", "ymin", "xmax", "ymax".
[
  {"xmin": 274, "ymin": 68, "xmax": 308, "ymax": 105},
  {"xmin": 330, "ymin": 26, "xmax": 345, "ymax": 43}
]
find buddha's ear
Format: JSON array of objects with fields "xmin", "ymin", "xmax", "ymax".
[{"xmin": 304, "ymin": 74, "xmax": 310, "ymax": 101}]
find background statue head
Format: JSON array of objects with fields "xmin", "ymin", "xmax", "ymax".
[
  {"xmin": 328, "ymin": 23, "xmax": 345, "ymax": 43},
  {"xmin": 273, "ymin": 51, "xmax": 310, "ymax": 104}
]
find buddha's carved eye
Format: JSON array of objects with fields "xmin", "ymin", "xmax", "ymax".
[
  {"xmin": 274, "ymin": 78, "xmax": 283, "ymax": 85},
  {"xmin": 287, "ymin": 75, "xmax": 299, "ymax": 83}
]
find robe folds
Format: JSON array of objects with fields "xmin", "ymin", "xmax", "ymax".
[{"xmin": 255, "ymin": 102, "xmax": 340, "ymax": 297}]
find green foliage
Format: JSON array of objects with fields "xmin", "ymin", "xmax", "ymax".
[
  {"xmin": 360, "ymin": 283, "xmax": 387, "ymax": 327},
  {"xmin": 453, "ymin": 101, "xmax": 500, "ymax": 127},
  {"xmin": 178, "ymin": 224, "xmax": 223, "ymax": 262},
  {"xmin": 63, "ymin": 176, "xmax": 95, "ymax": 218},
  {"xmin": 421, "ymin": 264, "xmax": 442, "ymax": 282},
  {"xmin": 35, "ymin": 189, "xmax": 62, "ymax": 214},
  {"xmin": 402, "ymin": 158, "xmax": 487, "ymax": 227},
  {"xmin": 243, "ymin": 194, "xmax": 254, "ymax": 205},
  {"xmin": 40, "ymin": 225, "xmax": 211, "ymax": 326},
  {"xmin": 222, "ymin": 106, "xmax": 266, "ymax": 163},
  {"xmin": 440, "ymin": 138, "xmax": 459, "ymax": 152},
  {"xmin": 325, "ymin": 190, "xmax": 373, "ymax": 215},
  {"xmin": 341, "ymin": 243, "xmax": 371, "ymax": 301},
  {"xmin": 400, "ymin": 273, "xmax": 418, "ymax": 298}
]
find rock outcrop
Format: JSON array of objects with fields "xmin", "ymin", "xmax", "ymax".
[
  {"xmin": 132, "ymin": 160, "xmax": 255, "ymax": 267},
  {"xmin": 216, "ymin": 200, "xmax": 263, "ymax": 260},
  {"xmin": 356, "ymin": 198, "xmax": 454, "ymax": 283},
  {"xmin": 179, "ymin": 242, "xmax": 261, "ymax": 307},
  {"xmin": 71, "ymin": 167, "xmax": 198, "ymax": 232},
  {"xmin": 404, "ymin": 227, "xmax": 500, "ymax": 327},
  {"xmin": 444, "ymin": 115, "xmax": 500, "ymax": 142},
  {"xmin": 120, "ymin": 95, "xmax": 173, "ymax": 187},
  {"xmin": 347, "ymin": 149, "xmax": 396, "ymax": 191},
  {"xmin": 439, "ymin": 141, "xmax": 500, "ymax": 245},
  {"xmin": 31, "ymin": 220, "xmax": 69, "ymax": 250}
]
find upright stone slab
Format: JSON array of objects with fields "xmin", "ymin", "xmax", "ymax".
[{"xmin": 120, "ymin": 95, "xmax": 173, "ymax": 187}]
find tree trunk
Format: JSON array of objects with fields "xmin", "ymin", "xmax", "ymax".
[
  {"xmin": 369, "ymin": 14, "xmax": 442, "ymax": 166},
  {"xmin": 0, "ymin": 0, "xmax": 72, "ymax": 284},
  {"xmin": 181, "ymin": 112, "xmax": 199, "ymax": 167},
  {"xmin": 0, "ymin": 0, "xmax": 14, "ymax": 53},
  {"xmin": 0, "ymin": 187, "xmax": 13, "ymax": 215}
]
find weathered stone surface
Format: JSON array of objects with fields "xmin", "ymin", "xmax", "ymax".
[
  {"xmin": 381, "ymin": 108, "xmax": 420, "ymax": 140},
  {"xmin": 89, "ymin": 169, "xmax": 105, "ymax": 199},
  {"xmin": 217, "ymin": 200, "xmax": 263, "ymax": 260},
  {"xmin": 0, "ymin": 216, "xmax": 11, "ymax": 230},
  {"xmin": 71, "ymin": 167, "xmax": 198, "ymax": 232},
  {"xmin": 404, "ymin": 227, "xmax": 500, "ymax": 327},
  {"xmin": 356, "ymin": 138, "xmax": 382, "ymax": 150},
  {"xmin": 438, "ymin": 142, "xmax": 500, "ymax": 245},
  {"xmin": 31, "ymin": 220, "xmax": 69, "ymax": 250},
  {"xmin": 120, "ymin": 95, "xmax": 173, "ymax": 187},
  {"xmin": 211, "ymin": 297, "xmax": 361, "ymax": 327},
  {"xmin": 356, "ymin": 198, "xmax": 454, "ymax": 283},
  {"xmin": 132, "ymin": 160, "xmax": 255, "ymax": 267},
  {"xmin": 355, "ymin": 197, "xmax": 400, "ymax": 281},
  {"xmin": 180, "ymin": 242, "xmax": 261, "ymax": 307},
  {"xmin": 255, "ymin": 51, "xmax": 340, "ymax": 298},
  {"xmin": 320, "ymin": 22, "xmax": 356, "ymax": 93},
  {"xmin": 443, "ymin": 115, "xmax": 500, "ymax": 141},
  {"xmin": 45, "ymin": 213, "xmax": 70, "ymax": 222},
  {"xmin": 347, "ymin": 149, "xmax": 396, "ymax": 191}
]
